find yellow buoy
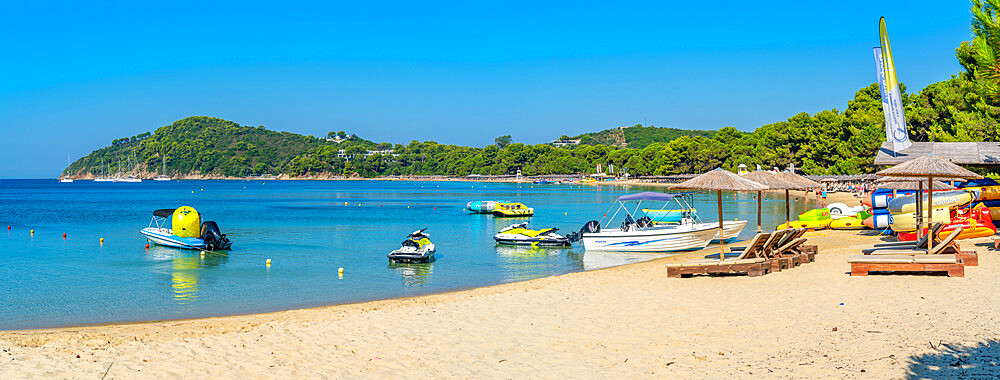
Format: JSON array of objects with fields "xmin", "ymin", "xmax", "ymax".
[
  {"xmin": 338, "ymin": 267, "xmax": 344, "ymax": 274},
  {"xmin": 266, "ymin": 259, "xmax": 272, "ymax": 266},
  {"xmin": 100, "ymin": 238, "xmax": 104, "ymax": 244},
  {"xmin": 30, "ymin": 229, "xmax": 34, "ymax": 235}
]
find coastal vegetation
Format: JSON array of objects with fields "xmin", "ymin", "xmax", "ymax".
[{"xmin": 66, "ymin": 2, "xmax": 1000, "ymax": 178}]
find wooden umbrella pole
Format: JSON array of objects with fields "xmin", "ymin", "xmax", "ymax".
[
  {"xmin": 784, "ymin": 189, "xmax": 790, "ymax": 227},
  {"xmin": 916, "ymin": 180, "xmax": 923, "ymax": 241},
  {"xmin": 927, "ymin": 175, "xmax": 934, "ymax": 255},
  {"xmin": 756, "ymin": 190, "xmax": 762, "ymax": 233},
  {"xmin": 718, "ymin": 190, "xmax": 725, "ymax": 260}
]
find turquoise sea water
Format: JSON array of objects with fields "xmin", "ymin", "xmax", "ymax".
[{"xmin": 0, "ymin": 179, "xmax": 822, "ymax": 330}]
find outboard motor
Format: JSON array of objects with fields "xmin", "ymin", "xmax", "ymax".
[
  {"xmin": 636, "ymin": 216, "xmax": 653, "ymax": 228},
  {"xmin": 567, "ymin": 220, "xmax": 601, "ymax": 242},
  {"xmin": 200, "ymin": 221, "xmax": 232, "ymax": 250}
]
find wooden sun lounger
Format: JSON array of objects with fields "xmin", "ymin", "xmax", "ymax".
[
  {"xmin": 705, "ymin": 232, "xmax": 770, "ymax": 259},
  {"xmin": 849, "ymin": 254, "xmax": 965, "ymax": 277},
  {"xmin": 667, "ymin": 232, "xmax": 774, "ymax": 278},
  {"xmin": 862, "ymin": 227, "xmax": 978, "ymax": 266},
  {"xmin": 870, "ymin": 222, "xmax": 944, "ymax": 250},
  {"xmin": 666, "ymin": 258, "xmax": 771, "ymax": 278}
]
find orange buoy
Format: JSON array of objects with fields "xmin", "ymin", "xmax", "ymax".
[
  {"xmin": 63, "ymin": 233, "xmax": 67, "ymax": 239},
  {"xmin": 145, "ymin": 243, "xmax": 150, "ymax": 249}
]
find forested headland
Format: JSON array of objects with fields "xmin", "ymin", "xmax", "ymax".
[{"xmin": 65, "ymin": 2, "xmax": 1000, "ymax": 179}]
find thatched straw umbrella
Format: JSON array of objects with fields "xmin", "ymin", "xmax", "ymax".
[
  {"xmin": 876, "ymin": 155, "xmax": 982, "ymax": 255},
  {"xmin": 742, "ymin": 170, "xmax": 798, "ymax": 232},
  {"xmin": 673, "ymin": 168, "xmax": 769, "ymax": 260},
  {"xmin": 776, "ymin": 171, "xmax": 822, "ymax": 189},
  {"xmin": 876, "ymin": 177, "xmax": 956, "ymax": 190}
]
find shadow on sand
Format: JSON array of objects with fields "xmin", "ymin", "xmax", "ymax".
[{"xmin": 905, "ymin": 339, "xmax": 1000, "ymax": 378}]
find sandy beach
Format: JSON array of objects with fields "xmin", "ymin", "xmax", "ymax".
[{"xmin": 1, "ymin": 229, "xmax": 995, "ymax": 378}]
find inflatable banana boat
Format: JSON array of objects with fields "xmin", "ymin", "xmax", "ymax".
[
  {"xmin": 777, "ymin": 219, "xmax": 831, "ymax": 230},
  {"xmin": 886, "ymin": 190, "xmax": 975, "ymax": 214},
  {"xmin": 798, "ymin": 208, "xmax": 831, "ymax": 221},
  {"xmin": 830, "ymin": 210, "xmax": 872, "ymax": 230},
  {"xmin": 642, "ymin": 208, "xmax": 699, "ymax": 223}
]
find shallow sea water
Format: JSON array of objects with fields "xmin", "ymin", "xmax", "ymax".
[{"xmin": 0, "ymin": 179, "xmax": 819, "ymax": 329}]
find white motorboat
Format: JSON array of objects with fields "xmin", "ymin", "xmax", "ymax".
[
  {"xmin": 701, "ymin": 219, "xmax": 748, "ymax": 242},
  {"xmin": 570, "ymin": 192, "xmax": 720, "ymax": 253}
]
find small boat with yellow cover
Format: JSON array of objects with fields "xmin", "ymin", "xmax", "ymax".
[
  {"xmin": 139, "ymin": 206, "xmax": 232, "ymax": 250},
  {"xmin": 492, "ymin": 202, "xmax": 534, "ymax": 217},
  {"xmin": 777, "ymin": 219, "xmax": 831, "ymax": 230},
  {"xmin": 493, "ymin": 222, "xmax": 570, "ymax": 246}
]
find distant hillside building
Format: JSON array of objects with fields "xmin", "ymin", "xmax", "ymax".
[
  {"xmin": 326, "ymin": 134, "xmax": 352, "ymax": 143},
  {"xmin": 552, "ymin": 139, "xmax": 581, "ymax": 147}
]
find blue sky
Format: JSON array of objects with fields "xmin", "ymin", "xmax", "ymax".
[{"xmin": 0, "ymin": 1, "xmax": 974, "ymax": 177}]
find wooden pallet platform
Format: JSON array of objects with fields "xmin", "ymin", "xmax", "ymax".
[
  {"xmin": 667, "ymin": 262, "xmax": 771, "ymax": 278},
  {"xmin": 850, "ymin": 262, "xmax": 965, "ymax": 277}
]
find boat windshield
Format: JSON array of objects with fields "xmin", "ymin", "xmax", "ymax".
[{"xmin": 600, "ymin": 192, "xmax": 700, "ymax": 230}]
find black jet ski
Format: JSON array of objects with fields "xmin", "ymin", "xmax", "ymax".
[
  {"xmin": 388, "ymin": 228, "xmax": 436, "ymax": 263},
  {"xmin": 493, "ymin": 222, "xmax": 570, "ymax": 247}
]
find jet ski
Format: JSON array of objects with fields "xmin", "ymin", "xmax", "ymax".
[
  {"xmin": 388, "ymin": 228, "xmax": 436, "ymax": 263},
  {"xmin": 139, "ymin": 206, "xmax": 232, "ymax": 250},
  {"xmin": 493, "ymin": 222, "xmax": 571, "ymax": 247}
]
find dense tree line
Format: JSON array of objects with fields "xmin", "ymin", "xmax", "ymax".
[{"xmin": 66, "ymin": 2, "xmax": 1000, "ymax": 178}]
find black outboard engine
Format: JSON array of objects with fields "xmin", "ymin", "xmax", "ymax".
[
  {"xmin": 636, "ymin": 216, "xmax": 653, "ymax": 228},
  {"xmin": 200, "ymin": 221, "xmax": 232, "ymax": 250},
  {"xmin": 567, "ymin": 220, "xmax": 601, "ymax": 242}
]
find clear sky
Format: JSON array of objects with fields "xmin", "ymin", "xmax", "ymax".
[{"xmin": 0, "ymin": 1, "xmax": 973, "ymax": 177}]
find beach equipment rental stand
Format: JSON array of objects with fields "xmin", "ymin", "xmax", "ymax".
[
  {"xmin": 673, "ymin": 168, "xmax": 769, "ymax": 260},
  {"xmin": 877, "ymin": 155, "xmax": 982, "ymax": 255}
]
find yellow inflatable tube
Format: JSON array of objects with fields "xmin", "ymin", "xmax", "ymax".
[
  {"xmin": 777, "ymin": 219, "xmax": 831, "ymax": 230},
  {"xmin": 829, "ymin": 217, "xmax": 867, "ymax": 230}
]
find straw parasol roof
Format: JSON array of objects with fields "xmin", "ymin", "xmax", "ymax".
[
  {"xmin": 819, "ymin": 178, "xmax": 837, "ymax": 183},
  {"xmin": 877, "ymin": 180, "xmax": 956, "ymax": 190},
  {"xmin": 742, "ymin": 170, "xmax": 798, "ymax": 189},
  {"xmin": 775, "ymin": 171, "xmax": 822, "ymax": 189},
  {"xmin": 876, "ymin": 155, "xmax": 982, "ymax": 179},
  {"xmin": 673, "ymin": 168, "xmax": 769, "ymax": 191}
]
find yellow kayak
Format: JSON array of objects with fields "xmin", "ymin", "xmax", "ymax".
[
  {"xmin": 829, "ymin": 217, "xmax": 867, "ymax": 230},
  {"xmin": 777, "ymin": 219, "xmax": 831, "ymax": 230}
]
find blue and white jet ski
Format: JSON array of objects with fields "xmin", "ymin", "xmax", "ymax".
[{"xmin": 140, "ymin": 206, "xmax": 232, "ymax": 250}]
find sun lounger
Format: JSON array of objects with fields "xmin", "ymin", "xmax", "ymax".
[
  {"xmin": 863, "ymin": 227, "xmax": 978, "ymax": 266},
  {"xmin": 870, "ymin": 223, "xmax": 944, "ymax": 249},
  {"xmin": 849, "ymin": 254, "xmax": 964, "ymax": 277},
  {"xmin": 705, "ymin": 232, "xmax": 770, "ymax": 259},
  {"xmin": 667, "ymin": 232, "xmax": 774, "ymax": 278},
  {"xmin": 666, "ymin": 257, "xmax": 771, "ymax": 278}
]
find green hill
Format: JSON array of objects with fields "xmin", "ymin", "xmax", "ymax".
[
  {"xmin": 567, "ymin": 125, "xmax": 716, "ymax": 149},
  {"xmin": 66, "ymin": 116, "xmax": 374, "ymax": 177}
]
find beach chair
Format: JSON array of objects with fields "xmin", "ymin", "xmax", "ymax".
[
  {"xmin": 849, "ymin": 228, "xmax": 969, "ymax": 277},
  {"xmin": 870, "ymin": 223, "xmax": 944, "ymax": 250},
  {"xmin": 862, "ymin": 227, "xmax": 977, "ymax": 266},
  {"xmin": 757, "ymin": 229, "xmax": 794, "ymax": 271},
  {"xmin": 772, "ymin": 228, "xmax": 815, "ymax": 265},
  {"xmin": 704, "ymin": 232, "xmax": 770, "ymax": 260},
  {"xmin": 665, "ymin": 232, "xmax": 774, "ymax": 278}
]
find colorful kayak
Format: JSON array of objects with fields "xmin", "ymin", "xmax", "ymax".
[
  {"xmin": 777, "ymin": 219, "xmax": 831, "ymax": 230},
  {"xmin": 886, "ymin": 190, "xmax": 975, "ymax": 214}
]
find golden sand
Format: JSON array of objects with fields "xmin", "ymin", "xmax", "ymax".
[{"xmin": 1, "ymin": 229, "xmax": 996, "ymax": 378}]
